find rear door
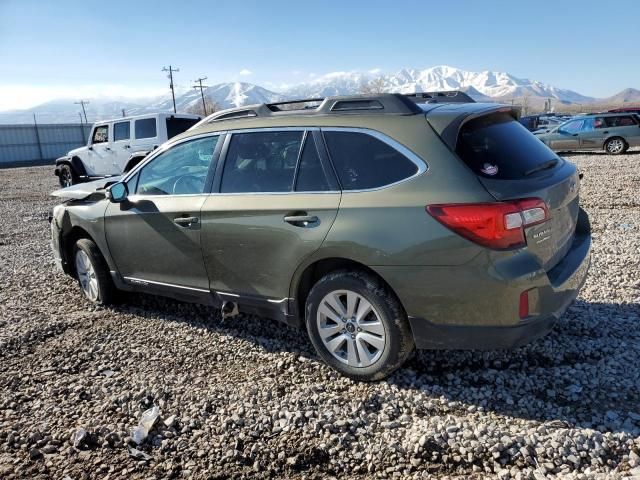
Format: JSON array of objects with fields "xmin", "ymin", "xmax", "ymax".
[
  {"xmin": 132, "ymin": 117, "xmax": 160, "ymax": 153},
  {"xmin": 200, "ymin": 129, "xmax": 341, "ymax": 301},
  {"xmin": 455, "ymin": 112, "xmax": 580, "ymax": 271},
  {"xmin": 604, "ymin": 115, "xmax": 640, "ymax": 147},
  {"xmin": 112, "ymin": 120, "xmax": 132, "ymax": 173}
]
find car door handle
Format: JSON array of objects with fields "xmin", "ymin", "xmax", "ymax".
[
  {"xmin": 123, "ymin": 145, "xmax": 130, "ymax": 149},
  {"xmin": 284, "ymin": 214, "xmax": 319, "ymax": 226},
  {"xmin": 602, "ymin": 131, "xmax": 609, "ymax": 134},
  {"xmin": 173, "ymin": 216, "xmax": 199, "ymax": 227}
]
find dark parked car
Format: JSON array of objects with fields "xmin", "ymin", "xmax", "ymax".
[{"xmin": 50, "ymin": 92, "xmax": 591, "ymax": 380}]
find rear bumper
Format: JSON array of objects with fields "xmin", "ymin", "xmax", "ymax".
[{"xmin": 407, "ymin": 232, "xmax": 591, "ymax": 349}]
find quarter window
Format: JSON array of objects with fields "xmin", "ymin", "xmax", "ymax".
[
  {"xmin": 92, "ymin": 125, "xmax": 109, "ymax": 144},
  {"xmin": 113, "ymin": 121, "xmax": 130, "ymax": 141},
  {"xmin": 220, "ymin": 131, "xmax": 303, "ymax": 193},
  {"xmin": 136, "ymin": 136, "xmax": 218, "ymax": 195},
  {"xmin": 135, "ymin": 118, "xmax": 157, "ymax": 139},
  {"xmin": 323, "ymin": 131, "xmax": 418, "ymax": 190}
]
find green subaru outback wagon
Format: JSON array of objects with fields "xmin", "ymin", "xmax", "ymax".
[{"xmin": 50, "ymin": 92, "xmax": 591, "ymax": 380}]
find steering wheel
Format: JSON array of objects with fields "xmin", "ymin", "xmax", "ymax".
[{"xmin": 172, "ymin": 175, "xmax": 204, "ymax": 195}]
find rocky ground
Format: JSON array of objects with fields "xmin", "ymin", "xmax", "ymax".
[{"xmin": 0, "ymin": 152, "xmax": 639, "ymax": 479}]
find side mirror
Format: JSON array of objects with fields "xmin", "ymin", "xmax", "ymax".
[{"xmin": 107, "ymin": 182, "xmax": 128, "ymax": 203}]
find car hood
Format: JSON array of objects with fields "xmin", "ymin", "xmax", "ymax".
[
  {"xmin": 51, "ymin": 176, "xmax": 121, "ymax": 200},
  {"xmin": 67, "ymin": 146, "xmax": 88, "ymax": 156}
]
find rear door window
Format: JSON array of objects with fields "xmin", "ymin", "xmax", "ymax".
[
  {"xmin": 456, "ymin": 112, "xmax": 559, "ymax": 179},
  {"xmin": 113, "ymin": 121, "xmax": 130, "ymax": 141},
  {"xmin": 220, "ymin": 131, "xmax": 303, "ymax": 193},
  {"xmin": 323, "ymin": 131, "xmax": 418, "ymax": 190},
  {"xmin": 295, "ymin": 134, "xmax": 334, "ymax": 192},
  {"xmin": 135, "ymin": 118, "xmax": 157, "ymax": 139}
]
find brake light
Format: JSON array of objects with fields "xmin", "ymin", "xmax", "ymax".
[{"xmin": 426, "ymin": 198, "xmax": 549, "ymax": 250}]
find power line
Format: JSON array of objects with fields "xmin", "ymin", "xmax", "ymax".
[
  {"xmin": 74, "ymin": 100, "xmax": 90, "ymax": 123},
  {"xmin": 192, "ymin": 76, "xmax": 210, "ymax": 115},
  {"xmin": 162, "ymin": 65, "xmax": 180, "ymax": 113}
]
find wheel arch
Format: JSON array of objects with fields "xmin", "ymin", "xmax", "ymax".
[
  {"xmin": 291, "ymin": 257, "xmax": 406, "ymax": 321},
  {"xmin": 61, "ymin": 225, "xmax": 97, "ymax": 276},
  {"xmin": 123, "ymin": 154, "xmax": 147, "ymax": 173},
  {"xmin": 603, "ymin": 136, "xmax": 628, "ymax": 151}
]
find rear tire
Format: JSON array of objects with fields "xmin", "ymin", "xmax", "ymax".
[
  {"xmin": 73, "ymin": 239, "xmax": 115, "ymax": 305},
  {"xmin": 58, "ymin": 164, "xmax": 77, "ymax": 188},
  {"xmin": 604, "ymin": 137, "xmax": 627, "ymax": 155},
  {"xmin": 305, "ymin": 270, "xmax": 414, "ymax": 381}
]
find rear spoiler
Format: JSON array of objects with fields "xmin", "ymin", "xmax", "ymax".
[{"xmin": 426, "ymin": 104, "xmax": 521, "ymax": 151}]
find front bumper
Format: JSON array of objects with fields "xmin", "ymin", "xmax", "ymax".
[{"xmin": 49, "ymin": 209, "xmax": 65, "ymax": 273}]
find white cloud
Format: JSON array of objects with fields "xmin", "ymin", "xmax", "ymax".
[
  {"xmin": 239, "ymin": 69, "xmax": 252, "ymax": 76},
  {"xmin": 368, "ymin": 68, "xmax": 382, "ymax": 74}
]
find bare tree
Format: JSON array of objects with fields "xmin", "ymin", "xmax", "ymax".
[
  {"xmin": 186, "ymin": 97, "xmax": 219, "ymax": 116},
  {"xmin": 360, "ymin": 77, "xmax": 387, "ymax": 95},
  {"xmin": 520, "ymin": 93, "xmax": 531, "ymax": 116}
]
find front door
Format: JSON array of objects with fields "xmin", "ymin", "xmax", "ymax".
[
  {"xmin": 88, "ymin": 123, "xmax": 113, "ymax": 176},
  {"xmin": 201, "ymin": 130, "xmax": 341, "ymax": 301},
  {"xmin": 105, "ymin": 134, "xmax": 221, "ymax": 292},
  {"xmin": 549, "ymin": 119, "xmax": 584, "ymax": 150}
]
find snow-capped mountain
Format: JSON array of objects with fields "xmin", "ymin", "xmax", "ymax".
[
  {"xmin": 0, "ymin": 66, "xmax": 630, "ymax": 124},
  {"xmin": 283, "ymin": 66, "xmax": 595, "ymax": 104}
]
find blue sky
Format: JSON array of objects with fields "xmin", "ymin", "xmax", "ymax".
[{"xmin": 1, "ymin": 0, "xmax": 638, "ymax": 110}]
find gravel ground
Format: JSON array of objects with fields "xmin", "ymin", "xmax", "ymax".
[{"xmin": 0, "ymin": 152, "xmax": 639, "ymax": 480}]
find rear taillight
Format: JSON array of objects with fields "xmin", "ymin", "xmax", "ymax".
[{"xmin": 426, "ymin": 198, "xmax": 549, "ymax": 250}]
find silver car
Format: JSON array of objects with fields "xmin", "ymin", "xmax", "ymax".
[{"xmin": 535, "ymin": 113, "xmax": 640, "ymax": 154}]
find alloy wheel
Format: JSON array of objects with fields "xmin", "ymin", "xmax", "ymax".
[
  {"xmin": 607, "ymin": 139, "xmax": 624, "ymax": 154},
  {"xmin": 75, "ymin": 249, "xmax": 99, "ymax": 301},
  {"xmin": 316, "ymin": 289, "xmax": 386, "ymax": 368}
]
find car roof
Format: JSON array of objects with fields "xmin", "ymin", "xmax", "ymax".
[{"xmin": 93, "ymin": 113, "xmax": 200, "ymax": 125}]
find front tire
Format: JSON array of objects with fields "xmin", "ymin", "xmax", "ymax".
[
  {"xmin": 305, "ymin": 271, "xmax": 414, "ymax": 381},
  {"xmin": 73, "ymin": 239, "xmax": 115, "ymax": 305},
  {"xmin": 58, "ymin": 164, "xmax": 77, "ymax": 188},
  {"xmin": 604, "ymin": 137, "xmax": 627, "ymax": 155}
]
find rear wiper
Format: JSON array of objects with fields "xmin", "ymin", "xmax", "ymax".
[{"xmin": 524, "ymin": 159, "xmax": 558, "ymax": 177}]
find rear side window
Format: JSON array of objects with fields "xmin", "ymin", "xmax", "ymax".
[
  {"xmin": 456, "ymin": 113, "xmax": 558, "ymax": 179},
  {"xmin": 604, "ymin": 115, "xmax": 636, "ymax": 127},
  {"xmin": 323, "ymin": 131, "xmax": 418, "ymax": 190},
  {"xmin": 221, "ymin": 131, "xmax": 303, "ymax": 193},
  {"xmin": 135, "ymin": 118, "xmax": 157, "ymax": 139},
  {"xmin": 166, "ymin": 117, "xmax": 199, "ymax": 138},
  {"xmin": 113, "ymin": 121, "xmax": 130, "ymax": 141}
]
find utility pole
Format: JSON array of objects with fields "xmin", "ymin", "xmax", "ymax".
[
  {"xmin": 75, "ymin": 100, "xmax": 89, "ymax": 123},
  {"xmin": 32, "ymin": 113, "xmax": 44, "ymax": 161},
  {"xmin": 192, "ymin": 76, "xmax": 209, "ymax": 115},
  {"xmin": 162, "ymin": 65, "xmax": 180, "ymax": 113}
]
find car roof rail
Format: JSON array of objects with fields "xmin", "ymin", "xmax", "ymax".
[
  {"xmin": 200, "ymin": 91, "xmax": 475, "ymax": 125},
  {"xmin": 402, "ymin": 91, "xmax": 476, "ymax": 104}
]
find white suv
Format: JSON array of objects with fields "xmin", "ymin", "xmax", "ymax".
[{"xmin": 54, "ymin": 113, "xmax": 201, "ymax": 187}]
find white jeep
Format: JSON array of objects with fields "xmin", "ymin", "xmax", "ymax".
[{"xmin": 54, "ymin": 113, "xmax": 201, "ymax": 187}]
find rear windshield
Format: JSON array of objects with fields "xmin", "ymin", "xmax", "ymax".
[
  {"xmin": 166, "ymin": 117, "xmax": 200, "ymax": 139},
  {"xmin": 456, "ymin": 112, "xmax": 558, "ymax": 179}
]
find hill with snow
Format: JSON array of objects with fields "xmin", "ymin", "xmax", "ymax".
[{"xmin": 0, "ymin": 66, "xmax": 634, "ymax": 124}]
